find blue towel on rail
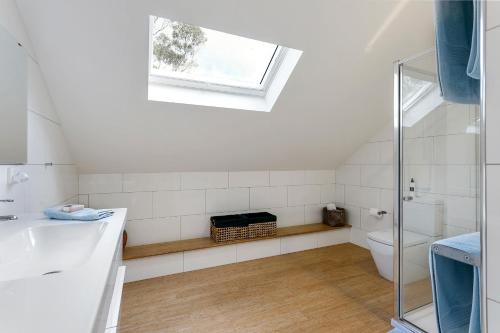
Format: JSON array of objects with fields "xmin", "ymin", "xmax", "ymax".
[
  {"xmin": 434, "ymin": 0, "xmax": 480, "ymax": 104},
  {"xmin": 467, "ymin": 0, "xmax": 481, "ymax": 79},
  {"xmin": 429, "ymin": 232, "xmax": 481, "ymax": 333},
  {"xmin": 44, "ymin": 207, "xmax": 114, "ymax": 221}
]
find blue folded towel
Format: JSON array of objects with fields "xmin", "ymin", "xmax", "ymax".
[
  {"xmin": 429, "ymin": 233, "xmax": 481, "ymax": 333},
  {"xmin": 44, "ymin": 207, "xmax": 114, "ymax": 221},
  {"xmin": 434, "ymin": 0, "xmax": 480, "ymax": 104}
]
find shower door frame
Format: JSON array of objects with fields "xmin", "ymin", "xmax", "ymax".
[
  {"xmin": 392, "ymin": 3, "xmax": 487, "ymax": 330},
  {"xmin": 392, "ymin": 50, "xmax": 432, "ymax": 333}
]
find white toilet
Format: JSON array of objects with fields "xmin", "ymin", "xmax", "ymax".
[
  {"xmin": 367, "ymin": 229, "xmax": 428, "ymax": 281},
  {"xmin": 367, "ymin": 198, "xmax": 443, "ymax": 282}
]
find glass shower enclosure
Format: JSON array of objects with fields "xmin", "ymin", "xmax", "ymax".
[{"xmin": 393, "ymin": 49, "xmax": 480, "ymax": 332}]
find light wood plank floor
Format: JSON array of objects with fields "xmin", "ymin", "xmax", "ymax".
[{"xmin": 120, "ymin": 243, "xmax": 394, "ymax": 333}]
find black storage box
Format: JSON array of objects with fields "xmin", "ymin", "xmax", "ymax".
[{"xmin": 210, "ymin": 212, "xmax": 277, "ymax": 228}]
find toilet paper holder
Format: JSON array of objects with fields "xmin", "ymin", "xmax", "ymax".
[{"xmin": 369, "ymin": 208, "xmax": 387, "ymax": 218}]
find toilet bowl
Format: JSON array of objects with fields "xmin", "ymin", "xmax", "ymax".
[{"xmin": 367, "ymin": 229, "xmax": 428, "ymax": 281}]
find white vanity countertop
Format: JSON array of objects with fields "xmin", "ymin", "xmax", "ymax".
[{"xmin": 0, "ymin": 208, "xmax": 127, "ymax": 333}]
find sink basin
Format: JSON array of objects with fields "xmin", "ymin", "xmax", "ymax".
[{"xmin": 0, "ymin": 221, "xmax": 107, "ymax": 282}]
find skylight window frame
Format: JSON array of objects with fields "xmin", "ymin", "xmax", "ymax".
[{"xmin": 147, "ymin": 16, "xmax": 287, "ymax": 97}]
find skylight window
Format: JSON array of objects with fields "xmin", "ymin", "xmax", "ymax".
[
  {"xmin": 147, "ymin": 16, "xmax": 303, "ymax": 112},
  {"xmin": 402, "ymin": 67, "xmax": 444, "ymax": 127}
]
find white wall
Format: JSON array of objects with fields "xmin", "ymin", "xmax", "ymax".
[
  {"xmin": 337, "ymin": 102, "xmax": 478, "ymax": 249},
  {"xmin": 79, "ymin": 170, "xmax": 335, "ymax": 246},
  {"xmin": 15, "ymin": 0, "xmax": 435, "ymax": 173},
  {"xmin": 334, "ymin": 124, "xmax": 394, "ymax": 248},
  {"xmin": 485, "ymin": 1, "xmax": 500, "ymax": 330},
  {"xmin": 0, "ymin": 0, "xmax": 77, "ymax": 215}
]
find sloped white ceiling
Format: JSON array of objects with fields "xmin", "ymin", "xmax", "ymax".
[{"xmin": 15, "ymin": 0, "xmax": 434, "ymax": 173}]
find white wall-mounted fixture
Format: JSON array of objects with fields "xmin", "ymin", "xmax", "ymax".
[{"xmin": 7, "ymin": 167, "xmax": 29, "ymax": 185}]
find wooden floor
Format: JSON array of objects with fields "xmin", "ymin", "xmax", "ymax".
[{"xmin": 120, "ymin": 243, "xmax": 394, "ymax": 333}]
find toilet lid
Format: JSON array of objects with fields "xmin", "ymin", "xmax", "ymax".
[{"xmin": 367, "ymin": 229, "xmax": 428, "ymax": 247}]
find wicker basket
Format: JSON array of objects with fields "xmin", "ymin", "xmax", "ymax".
[
  {"xmin": 322, "ymin": 207, "xmax": 346, "ymax": 227},
  {"xmin": 210, "ymin": 221, "xmax": 277, "ymax": 243}
]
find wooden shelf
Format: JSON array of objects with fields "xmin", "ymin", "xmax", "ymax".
[{"xmin": 123, "ymin": 223, "xmax": 351, "ymax": 260}]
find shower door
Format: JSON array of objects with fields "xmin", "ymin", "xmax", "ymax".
[{"xmin": 394, "ymin": 50, "xmax": 480, "ymax": 332}]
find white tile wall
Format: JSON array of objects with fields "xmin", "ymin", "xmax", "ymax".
[
  {"xmin": 181, "ymin": 172, "xmax": 227, "ymax": 190},
  {"xmin": 335, "ymin": 184, "xmax": 345, "ymax": 204},
  {"xmin": 266, "ymin": 206, "xmax": 305, "ymax": 227},
  {"xmin": 180, "ymin": 214, "xmax": 211, "ymax": 239},
  {"xmin": 433, "ymin": 134, "xmax": 476, "ymax": 165},
  {"xmin": 154, "ymin": 190, "xmax": 205, "ymax": 217},
  {"xmin": 80, "ymin": 174, "xmax": 122, "ymax": 194},
  {"xmin": 81, "ymin": 170, "xmax": 336, "ymax": 245},
  {"xmin": 126, "ymin": 217, "xmax": 180, "ymax": 246},
  {"xmin": 344, "ymin": 205, "xmax": 361, "ymax": 229},
  {"xmin": 361, "ymin": 165, "xmax": 393, "ymax": 189},
  {"xmin": 206, "ymin": 188, "xmax": 249, "ymax": 213},
  {"xmin": 90, "ymin": 192, "xmax": 153, "ymax": 220},
  {"xmin": 320, "ymin": 184, "xmax": 335, "ymax": 204},
  {"xmin": 345, "ymin": 186, "xmax": 379, "ymax": 209},
  {"xmin": 335, "ymin": 165, "xmax": 361, "ymax": 186},
  {"xmin": 445, "ymin": 196, "xmax": 477, "ymax": 230},
  {"xmin": 305, "ymin": 204, "xmax": 324, "ymax": 224},
  {"xmin": 336, "ymin": 103, "xmax": 478, "ymax": 247},
  {"xmin": 287, "ymin": 185, "xmax": 321, "ymax": 206},
  {"xmin": 229, "ymin": 171, "xmax": 269, "ymax": 187},
  {"xmin": 124, "ymin": 173, "xmax": 180, "ymax": 192},
  {"xmin": 431, "ymin": 165, "xmax": 470, "ymax": 196},
  {"xmin": 305, "ymin": 170, "xmax": 335, "ymax": 184},
  {"xmin": 270, "ymin": 170, "xmax": 305, "ymax": 186},
  {"xmin": 380, "ymin": 189, "xmax": 394, "ymax": 214},
  {"xmin": 403, "ymin": 137, "xmax": 434, "ymax": 165},
  {"xmin": 250, "ymin": 186, "xmax": 287, "ymax": 209}
]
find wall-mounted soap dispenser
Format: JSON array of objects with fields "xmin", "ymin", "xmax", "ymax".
[{"xmin": 409, "ymin": 177, "xmax": 416, "ymax": 199}]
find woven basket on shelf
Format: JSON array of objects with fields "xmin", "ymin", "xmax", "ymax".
[
  {"xmin": 322, "ymin": 207, "xmax": 346, "ymax": 227},
  {"xmin": 210, "ymin": 221, "xmax": 277, "ymax": 243}
]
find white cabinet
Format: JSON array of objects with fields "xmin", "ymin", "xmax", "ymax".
[{"xmin": 105, "ymin": 265, "xmax": 126, "ymax": 332}]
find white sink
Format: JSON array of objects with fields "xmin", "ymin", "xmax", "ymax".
[
  {"xmin": 0, "ymin": 221, "xmax": 107, "ymax": 282},
  {"xmin": 0, "ymin": 209, "xmax": 126, "ymax": 333}
]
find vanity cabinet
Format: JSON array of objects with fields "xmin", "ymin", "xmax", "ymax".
[{"xmin": 95, "ymin": 230, "xmax": 126, "ymax": 333}]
